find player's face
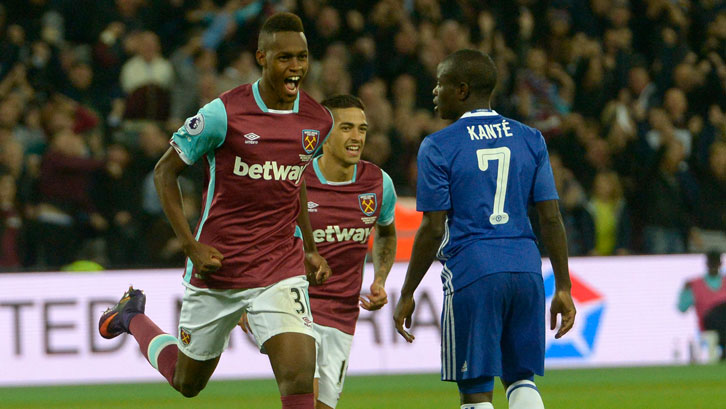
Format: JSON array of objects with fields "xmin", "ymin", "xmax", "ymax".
[
  {"xmin": 433, "ymin": 62, "xmax": 458, "ymax": 120},
  {"xmin": 325, "ymin": 107, "xmax": 368, "ymax": 166},
  {"xmin": 257, "ymin": 31, "xmax": 309, "ymax": 106}
]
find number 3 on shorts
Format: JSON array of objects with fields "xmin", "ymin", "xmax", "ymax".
[{"xmin": 290, "ymin": 287, "xmax": 311, "ymax": 315}]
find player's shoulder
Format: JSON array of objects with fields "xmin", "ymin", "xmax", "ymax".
[
  {"xmin": 298, "ymin": 90, "xmax": 333, "ymax": 122},
  {"xmin": 356, "ymin": 159, "xmax": 385, "ymax": 182},
  {"xmin": 499, "ymin": 115, "xmax": 543, "ymax": 139},
  {"xmin": 219, "ymin": 83, "xmax": 253, "ymax": 105},
  {"xmin": 357, "ymin": 159, "xmax": 382, "ymax": 173}
]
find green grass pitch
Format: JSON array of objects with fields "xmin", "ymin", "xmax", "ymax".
[{"xmin": 2, "ymin": 365, "xmax": 724, "ymax": 408}]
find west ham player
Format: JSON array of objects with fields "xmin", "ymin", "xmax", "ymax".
[
  {"xmin": 98, "ymin": 13, "xmax": 332, "ymax": 408},
  {"xmin": 393, "ymin": 50, "xmax": 576, "ymax": 409},
  {"xmin": 240, "ymin": 94, "xmax": 397, "ymax": 409}
]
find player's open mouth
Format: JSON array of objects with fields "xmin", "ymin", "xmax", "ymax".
[{"xmin": 284, "ymin": 76, "xmax": 300, "ymax": 95}]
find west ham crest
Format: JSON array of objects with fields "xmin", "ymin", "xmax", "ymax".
[
  {"xmin": 358, "ymin": 193, "xmax": 377, "ymax": 216},
  {"xmin": 180, "ymin": 327, "xmax": 192, "ymax": 346},
  {"xmin": 302, "ymin": 129, "xmax": 320, "ymax": 154}
]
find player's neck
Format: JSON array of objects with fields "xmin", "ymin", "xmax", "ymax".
[
  {"xmin": 460, "ymin": 98, "xmax": 492, "ymax": 116},
  {"xmin": 258, "ymin": 79, "xmax": 295, "ymax": 110},
  {"xmin": 318, "ymin": 154, "xmax": 355, "ymax": 182}
]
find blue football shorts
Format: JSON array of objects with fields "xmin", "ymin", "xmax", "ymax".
[{"xmin": 441, "ymin": 271, "xmax": 545, "ymax": 390}]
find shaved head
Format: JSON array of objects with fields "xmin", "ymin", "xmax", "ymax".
[
  {"xmin": 441, "ymin": 49, "xmax": 498, "ymax": 97},
  {"xmin": 258, "ymin": 12, "xmax": 305, "ymax": 51}
]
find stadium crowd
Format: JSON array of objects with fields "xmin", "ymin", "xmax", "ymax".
[{"xmin": 0, "ymin": 0, "xmax": 724, "ymax": 270}]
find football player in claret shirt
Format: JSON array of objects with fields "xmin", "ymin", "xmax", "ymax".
[
  {"xmin": 240, "ymin": 94, "xmax": 397, "ymax": 409},
  {"xmin": 98, "ymin": 12, "xmax": 332, "ymax": 409},
  {"xmin": 394, "ymin": 50, "xmax": 576, "ymax": 409}
]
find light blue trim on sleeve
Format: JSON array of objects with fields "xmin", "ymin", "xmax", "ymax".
[
  {"xmin": 378, "ymin": 169, "xmax": 397, "ymax": 226},
  {"xmin": 678, "ymin": 287, "xmax": 694, "ymax": 313},
  {"xmin": 171, "ymin": 98, "xmax": 227, "ymax": 165},
  {"xmin": 294, "ymin": 225, "xmax": 302, "ymax": 239}
]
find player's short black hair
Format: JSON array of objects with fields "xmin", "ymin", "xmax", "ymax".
[
  {"xmin": 260, "ymin": 12, "xmax": 304, "ymax": 35},
  {"xmin": 442, "ymin": 49, "xmax": 498, "ymax": 96},
  {"xmin": 321, "ymin": 94, "xmax": 366, "ymax": 111},
  {"xmin": 707, "ymin": 251, "xmax": 722, "ymax": 266},
  {"xmin": 258, "ymin": 12, "xmax": 305, "ymax": 51}
]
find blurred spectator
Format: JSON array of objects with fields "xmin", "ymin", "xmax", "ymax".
[
  {"xmin": 691, "ymin": 142, "xmax": 726, "ymax": 253},
  {"xmin": 216, "ymin": 51, "xmax": 260, "ymax": 100},
  {"xmin": 586, "ymin": 171, "xmax": 631, "ymax": 255},
  {"xmin": 31, "ymin": 129, "xmax": 106, "ymax": 268},
  {"xmin": 514, "ymin": 47, "xmax": 574, "ymax": 137},
  {"xmin": 678, "ymin": 251, "xmax": 726, "ymax": 361},
  {"xmin": 120, "ymin": 31, "xmax": 172, "ymax": 120},
  {"xmin": 639, "ymin": 141, "xmax": 698, "ymax": 254},
  {"xmin": 645, "ymin": 106, "xmax": 692, "ymax": 159},
  {"xmin": 549, "ymin": 152, "xmax": 594, "ymax": 256},
  {"xmin": 0, "ymin": 170, "xmax": 22, "ymax": 270},
  {"xmin": 169, "ymin": 33, "xmax": 205, "ymax": 122},
  {"xmin": 91, "ymin": 142, "xmax": 141, "ymax": 267}
]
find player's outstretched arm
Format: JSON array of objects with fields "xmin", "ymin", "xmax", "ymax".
[
  {"xmin": 361, "ymin": 222, "xmax": 397, "ymax": 311},
  {"xmin": 535, "ymin": 199, "xmax": 575, "ymax": 339},
  {"xmin": 394, "ymin": 210, "xmax": 447, "ymax": 343},
  {"xmin": 154, "ymin": 148, "xmax": 223, "ymax": 275},
  {"xmin": 297, "ymin": 181, "xmax": 331, "ymax": 285}
]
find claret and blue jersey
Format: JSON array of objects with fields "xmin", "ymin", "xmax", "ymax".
[
  {"xmin": 416, "ymin": 109, "xmax": 559, "ymax": 292},
  {"xmin": 170, "ymin": 80, "xmax": 333, "ymax": 290},
  {"xmin": 303, "ymin": 156, "xmax": 396, "ymax": 335}
]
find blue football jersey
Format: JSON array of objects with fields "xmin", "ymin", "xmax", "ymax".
[{"xmin": 416, "ymin": 109, "xmax": 559, "ymax": 291}]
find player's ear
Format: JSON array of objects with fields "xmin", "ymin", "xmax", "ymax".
[
  {"xmin": 457, "ymin": 82, "xmax": 470, "ymax": 101},
  {"xmin": 255, "ymin": 49, "xmax": 266, "ymax": 67}
]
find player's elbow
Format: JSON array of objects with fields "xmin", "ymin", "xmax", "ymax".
[
  {"xmin": 421, "ymin": 211, "xmax": 447, "ymax": 240},
  {"xmin": 421, "ymin": 219, "xmax": 445, "ymax": 241},
  {"xmin": 536, "ymin": 200, "xmax": 564, "ymax": 227}
]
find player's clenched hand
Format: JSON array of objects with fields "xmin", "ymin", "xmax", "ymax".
[
  {"xmin": 393, "ymin": 295, "xmax": 416, "ymax": 343},
  {"xmin": 304, "ymin": 251, "xmax": 331, "ymax": 285},
  {"xmin": 550, "ymin": 289, "xmax": 576, "ymax": 339},
  {"xmin": 184, "ymin": 241, "xmax": 223, "ymax": 277},
  {"xmin": 237, "ymin": 312, "xmax": 251, "ymax": 334},
  {"xmin": 360, "ymin": 279, "xmax": 387, "ymax": 311}
]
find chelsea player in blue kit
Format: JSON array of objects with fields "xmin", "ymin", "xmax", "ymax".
[{"xmin": 393, "ymin": 50, "xmax": 576, "ymax": 409}]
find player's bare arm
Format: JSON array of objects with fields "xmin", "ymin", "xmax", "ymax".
[
  {"xmin": 360, "ymin": 221, "xmax": 397, "ymax": 311},
  {"xmin": 154, "ymin": 148, "xmax": 223, "ymax": 275},
  {"xmin": 297, "ymin": 180, "xmax": 331, "ymax": 285},
  {"xmin": 394, "ymin": 210, "xmax": 447, "ymax": 343},
  {"xmin": 536, "ymin": 199, "xmax": 576, "ymax": 339}
]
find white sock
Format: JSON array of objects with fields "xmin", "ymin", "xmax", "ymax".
[
  {"xmin": 460, "ymin": 403, "xmax": 493, "ymax": 409},
  {"xmin": 506, "ymin": 380, "xmax": 544, "ymax": 409}
]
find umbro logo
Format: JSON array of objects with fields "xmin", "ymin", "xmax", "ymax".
[
  {"xmin": 244, "ymin": 133, "xmax": 260, "ymax": 144},
  {"xmin": 307, "ymin": 201, "xmax": 319, "ymax": 212}
]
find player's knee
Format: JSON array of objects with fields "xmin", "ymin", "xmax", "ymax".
[
  {"xmin": 177, "ymin": 381, "xmax": 205, "ymax": 398},
  {"xmin": 277, "ymin": 367, "xmax": 314, "ymax": 395},
  {"xmin": 174, "ymin": 373, "xmax": 208, "ymax": 398}
]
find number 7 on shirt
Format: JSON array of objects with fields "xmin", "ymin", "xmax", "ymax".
[{"xmin": 476, "ymin": 147, "xmax": 511, "ymax": 225}]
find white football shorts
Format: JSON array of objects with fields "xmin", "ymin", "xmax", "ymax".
[
  {"xmin": 313, "ymin": 323, "xmax": 354, "ymax": 408},
  {"xmin": 177, "ymin": 275, "xmax": 315, "ymax": 361}
]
